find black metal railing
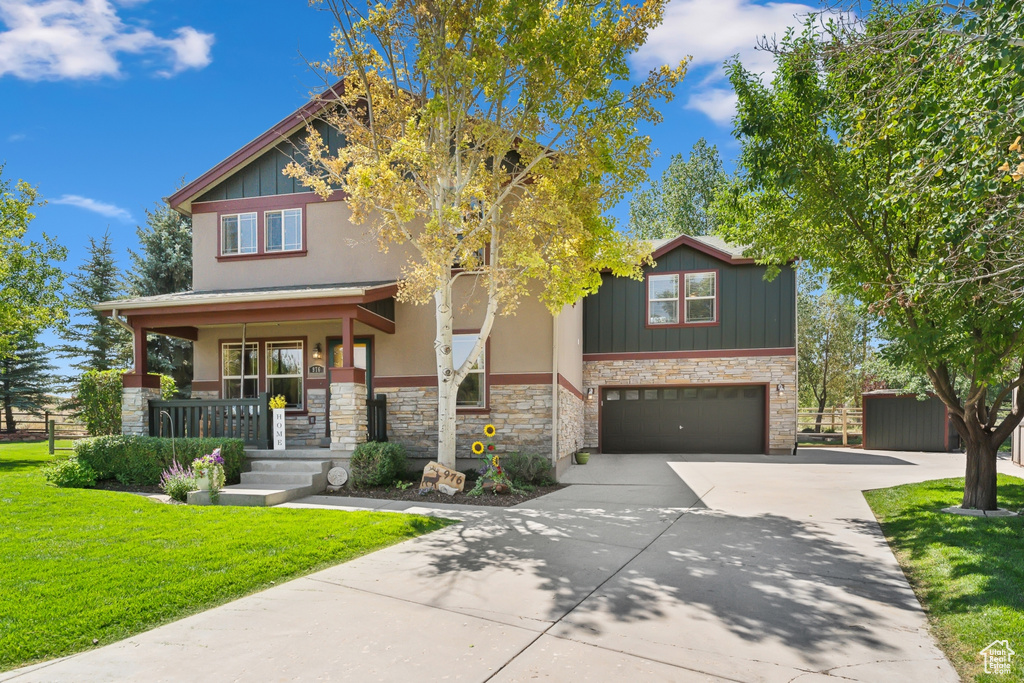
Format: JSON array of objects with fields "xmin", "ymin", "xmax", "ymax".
[
  {"xmin": 367, "ymin": 393, "xmax": 388, "ymax": 442},
  {"xmin": 149, "ymin": 393, "xmax": 271, "ymax": 447}
]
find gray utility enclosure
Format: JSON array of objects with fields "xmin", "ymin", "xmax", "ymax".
[{"xmin": 862, "ymin": 392, "xmax": 959, "ymax": 452}]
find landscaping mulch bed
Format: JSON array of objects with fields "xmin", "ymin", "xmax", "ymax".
[
  {"xmin": 325, "ymin": 482, "xmax": 566, "ymax": 507},
  {"xmin": 93, "ymin": 480, "xmax": 163, "ymax": 495}
]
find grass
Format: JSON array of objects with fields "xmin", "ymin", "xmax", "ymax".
[
  {"xmin": 0, "ymin": 441, "xmax": 452, "ymax": 672},
  {"xmin": 865, "ymin": 474, "xmax": 1024, "ymax": 682}
]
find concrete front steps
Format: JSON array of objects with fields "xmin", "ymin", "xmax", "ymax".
[{"xmin": 188, "ymin": 457, "xmax": 331, "ymax": 507}]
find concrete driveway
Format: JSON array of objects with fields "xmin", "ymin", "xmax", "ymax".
[{"xmin": 5, "ymin": 449, "xmax": 1019, "ymax": 682}]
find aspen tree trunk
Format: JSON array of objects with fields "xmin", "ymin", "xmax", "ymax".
[{"xmin": 435, "ymin": 283, "xmax": 458, "ymax": 468}]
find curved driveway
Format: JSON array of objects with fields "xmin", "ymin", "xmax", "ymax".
[{"xmin": 6, "ymin": 449, "xmax": 1018, "ymax": 682}]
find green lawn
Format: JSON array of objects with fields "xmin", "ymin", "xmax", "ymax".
[
  {"xmin": 865, "ymin": 474, "xmax": 1024, "ymax": 682},
  {"xmin": 0, "ymin": 441, "xmax": 452, "ymax": 672}
]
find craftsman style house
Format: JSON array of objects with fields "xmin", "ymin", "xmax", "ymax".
[{"xmin": 97, "ymin": 88, "xmax": 797, "ymax": 477}]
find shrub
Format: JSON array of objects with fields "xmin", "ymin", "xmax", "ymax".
[
  {"xmin": 43, "ymin": 457, "xmax": 98, "ymax": 488},
  {"xmin": 501, "ymin": 452, "xmax": 552, "ymax": 485},
  {"xmin": 159, "ymin": 374, "xmax": 177, "ymax": 400},
  {"xmin": 350, "ymin": 441, "xmax": 407, "ymax": 488},
  {"xmin": 74, "ymin": 437, "xmax": 245, "ymax": 486},
  {"xmin": 159, "ymin": 460, "xmax": 197, "ymax": 502},
  {"xmin": 76, "ymin": 369, "xmax": 126, "ymax": 436}
]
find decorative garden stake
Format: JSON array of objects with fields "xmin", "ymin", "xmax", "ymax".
[
  {"xmin": 269, "ymin": 394, "xmax": 287, "ymax": 450},
  {"xmin": 468, "ymin": 425, "xmax": 519, "ymax": 495}
]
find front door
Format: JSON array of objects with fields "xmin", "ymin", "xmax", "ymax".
[{"xmin": 325, "ymin": 337, "xmax": 372, "ymax": 440}]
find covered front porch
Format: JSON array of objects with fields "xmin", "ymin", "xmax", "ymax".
[{"xmin": 97, "ymin": 282, "xmax": 398, "ymax": 453}]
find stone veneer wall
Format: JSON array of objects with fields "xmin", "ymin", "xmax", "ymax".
[
  {"xmin": 582, "ymin": 355, "xmax": 798, "ymax": 454},
  {"xmin": 330, "ymin": 382, "xmax": 367, "ymax": 452},
  {"xmin": 122, "ymin": 386, "xmax": 161, "ymax": 436},
  {"xmin": 376, "ymin": 384, "xmax": 552, "ymax": 460},
  {"xmin": 557, "ymin": 385, "xmax": 584, "ymax": 460}
]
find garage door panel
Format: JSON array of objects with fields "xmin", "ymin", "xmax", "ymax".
[{"xmin": 601, "ymin": 385, "xmax": 764, "ymax": 454}]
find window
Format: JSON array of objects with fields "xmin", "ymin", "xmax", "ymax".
[
  {"xmin": 648, "ymin": 274, "xmax": 679, "ymax": 325},
  {"xmin": 453, "ymin": 334, "xmax": 485, "ymax": 407},
  {"xmin": 222, "ymin": 343, "xmax": 258, "ymax": 399},
  {"xmin": 221, "ymin": 213, "xmax": 257, "ymax": 255},
  {"xmin": 266, "ymin": 341, "xmax": 304, "ymax": 409},
  {"xmin": 265, "ymin": 208, "xmax": 302, "ymax": 252},
  {"xmin": 685, "ymin": 272, "xmax": 716, "ymax": 323}
]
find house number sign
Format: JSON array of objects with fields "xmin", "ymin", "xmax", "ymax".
[
  {"xmin": 308, "ymin": 365, "xmax": 325, "ymax": 374},
  {"xmin": 419, "ymin": 461, "xmax": 466, "ymax": 492}
]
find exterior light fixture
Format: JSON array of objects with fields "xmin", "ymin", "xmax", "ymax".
[
  {"xmin": 777, "ymin": 383, "xmax": 785, "ymax": 393},
  {"xmin": 313, "ymin": 342, "xmax": 323, "ymax": 361},
  {"xmin": 586, "ymin": 387, "xmax": 595, "ymax": 400}
]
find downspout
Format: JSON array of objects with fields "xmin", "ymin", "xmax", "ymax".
[
  {"xmin": 551, "ymin": 312, "xmax": 559, "ymax": 467},
  {"xmin": 109, "ymin": 308, "xmax": 134, "ymax": 335}
]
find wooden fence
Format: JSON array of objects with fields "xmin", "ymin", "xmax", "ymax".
[
  {"xmin": 797, "ymin": 408, "xmax": 863, "ymax": 447},
  {"xmin": 1, "ymin": 410, "xmax": 88, "ymax": 440},
  {"xmin": 149, "ymin": 394, "xmax": 271, "ymax": 448}
]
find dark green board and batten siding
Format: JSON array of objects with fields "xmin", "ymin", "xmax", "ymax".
[
  {"xmin": 583, "ymin": 246, "xmax": 796, "ymax": 354},
  {"xmin": 862, "ymin": 394, "xmax": 960, "ymax": 452},
  {"xmin": 196, "ymin": 120, "xmax": 346, "ymax": 203}
]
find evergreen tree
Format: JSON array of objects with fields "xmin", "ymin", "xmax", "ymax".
[
  {"xmin": 60, "ymin": 230, "xmax": 132, "ymax": 373},
  {"xmin": 128, "ymin": 201, "xmax": 193, "ymax": 393},
  {"xmin": 0, "ymin": 332, "xmax": 56, "ymax": 433}
]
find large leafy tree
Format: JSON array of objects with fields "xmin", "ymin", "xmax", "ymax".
[
  {"xmin": 288, "ymin": 0, "xmax": 686, "ymax": 467},
  {"xmin": 627, "ymin": 138, "xmax": 727, "ymax": 238},
  {"xmin": 128, "ymin": 202, "xmax": 193, "ymax": 393},
  {"xmin": 0, "ymin": 168, "xmax": 67, "ymax": 360},
  {"xmin": 798, "ymin": 286, "xmax": 868, "ymax": 427},
  {"xmin": 60, "ymin": 231, "xmax": 132, "ymax": 374},
  {"xmin": 719, "ymin": 1, "xmax": 1024, "ymax": 509},
  {"xmin": 0, "ymin": 332, "xmax": 55, "ymax": 433}
]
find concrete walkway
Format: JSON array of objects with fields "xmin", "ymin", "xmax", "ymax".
[{"xmin": 5, "ymin": 449, "xmax": 1020, "ymax": 682}]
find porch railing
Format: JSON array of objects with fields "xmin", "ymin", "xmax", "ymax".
[
  {"xmin": 149, "ymin": 393, "xmax": 271, "ymax": 448},
  {"xmin": 367, "ymin": 393, "xmax": 388, "ymax": 443}
]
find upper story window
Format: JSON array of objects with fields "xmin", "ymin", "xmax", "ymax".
[
  {"xmin": 648, "ymin": 274, "xmax": 679, "ymax": 325},
  {"xmin": 265, "ymin": 208, "xmax": 302, "ymax": 252},
  {"xmin": 647, "ymin": 271, "xmax": 718, "ymax": 326},
  {"xmin": 221, "ymin": 213, "xmax": 257, "ymax": 256},
  {"xmin": 453, "ymin": 334, "xmax": 486, "ymax": 408},
  {"xmin": 684, "ymin": 272, "xmax": 716, "ymax": 323}
]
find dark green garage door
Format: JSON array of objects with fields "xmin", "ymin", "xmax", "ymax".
[{"xmin": 601, "ymin": 386, "xmax": 765, "ymax": 454}]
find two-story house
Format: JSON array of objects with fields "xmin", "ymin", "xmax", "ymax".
[{"xmin": 97, "ymin": 88, "xmax": 797, "ymax": 480}]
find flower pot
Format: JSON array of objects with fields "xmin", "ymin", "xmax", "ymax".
[
  {"xmin": 575, "ymin": 452, "xmax": 590, "ymax": 465},
  {"xmin": 195, "ymin": 474, "xmax": 210, "ymax": 490}
]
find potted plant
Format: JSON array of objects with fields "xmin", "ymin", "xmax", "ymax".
[
  {"xmin": 269, "ymin": 394, "xmax": 287, "ymax": 450},
  {"xmin": 193, "ymin": 448, "xmax": 226, "ymax": 502}
]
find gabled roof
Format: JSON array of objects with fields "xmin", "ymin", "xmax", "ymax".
[
  {"xmin": 167, "ymin": 80, "xmax": 345, "ymax": 215},
  {"xmin": 648, "ymin": 234, "xmax": 755, "ymax": 264}
]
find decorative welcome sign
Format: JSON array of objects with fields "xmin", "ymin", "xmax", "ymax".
[
  {"xmin": 272, "ymin": 408, "xmax": 286, "ymax": 451},
  {"xmin": 419, "ymin": 461, "xmax": 466, "ymax": 492}
]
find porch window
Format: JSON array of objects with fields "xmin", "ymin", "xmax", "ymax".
[
  {"xmin": 684, "ymin": 272, "xmax": 716, "ymax": 323},
  {"xmin": 222, "ymin": 342, "xmax": 258, "ymax": 399},
  {"xmin": 453, "ymin": 334, "xmax": 485, "ymax": 408},
  {"xmin": 265, "ymin": 208, "xmax": 302, "ymax": 252},
  {"xmin": 221, "ymin": 213, "xmax": 257, "ymax": 255},
  {"xmin": 266, "ymin": 341, "xmax": 304, "ymax": 409},
  {"xmin": 648, "ymin": 274, "xmax": 679, "ymax": 325}
]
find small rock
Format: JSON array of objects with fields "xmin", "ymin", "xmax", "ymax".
[
  {"xmin": 438, "ymin": 484, "xmax": 458, "ymax": 497},
  {"xmin": 92, "ymin": 639, "xmax": 99, "ymax": 645}
]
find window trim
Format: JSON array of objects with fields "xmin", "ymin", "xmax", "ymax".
[
  {"xmin": 644, "ymin": 269, "xmax": 720, "ymax": 329},
  {"xmin": 265, "ymin": 340, "xmax": 305, "ymax": 410},
  {"xmin": 264, "ymin": 207, "xmax": 304, "ymax": 253},
  {"xmin": 214, "ymin": 195, "xmax": 309, "ymax": 262},
  {"xmin": 453, "ymin": 329, "xmax": 490, "ymax": 413},
  {"xmin": 221, "ymin": 341, "xmax": 259, "ymax": 400},
  {"xmin": 217, "ymin": 336, "xmax": 310, "ymax": 414},
  {"xmin": 219, "ymin": 212, "xmax": 258, "ymax": 257}
]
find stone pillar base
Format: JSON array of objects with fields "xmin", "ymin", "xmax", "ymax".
[
  {"xmin": 330, "ymin": 381, "xmax": 367, "ymax": 451},
  {"xmin": 122, "ymin": 385, "xmax": 161, "ymax": 436}
]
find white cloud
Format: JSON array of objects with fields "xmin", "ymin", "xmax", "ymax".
[
  {"xmin": 634, "ymin": 0, "xmax": 826, "ymax": 125},
  {"xmin": 7, "ymin": 131, "xmax": 26, "ymax": 141},
  {"xmin": 0, "ymin": 0, "xmax": 214, "ymax": 80},
  {"xmin": 53, "ymin": 194, "xmax": 133, "ymax": 222}
]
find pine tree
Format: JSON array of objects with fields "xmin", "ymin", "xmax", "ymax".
[
  {"xmin": 128, "ymin": 201, "xmax": 193, "ymax": 392},
  {"xmin": 60, "ymin": 230, "xmax": 132, "ymax": 373},
  {"xmin": 0, "ymin": 333, "xmax": 56, "ymax": 433}
]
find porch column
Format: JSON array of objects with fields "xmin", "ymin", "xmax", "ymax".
[
  {"xmin": 329, "ymin": 366, "xmax": 367, "ymax": 453},
  {"xmin": 122, "ymin": 324, "xmax": 160, "ymax": 436}
]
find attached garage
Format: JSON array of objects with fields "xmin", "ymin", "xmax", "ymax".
[{"xmin": 600, "ymin": 385, "xmax": 767, "ymax": 454}]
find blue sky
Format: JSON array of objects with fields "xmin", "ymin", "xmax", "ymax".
[{"xmin": 0, "ymin": 0, "xmax": 827, "ymax": 370}]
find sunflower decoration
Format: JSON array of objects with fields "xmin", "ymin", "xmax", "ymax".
[
  {"xmin": 472, "ymin": 441, "xmax": 485, "ymax": 455},
  {"xmin": 484, "ymin": 424, "xmax": 496, "ymax": 438},
  {"xmin": 491, "ymin": 454, "xmax": 500, "ymax": 469}
]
